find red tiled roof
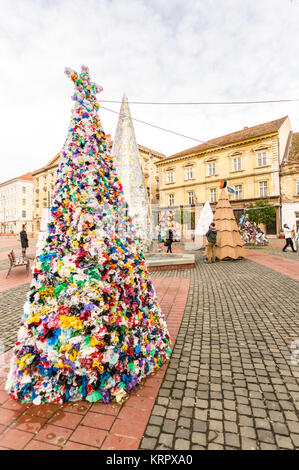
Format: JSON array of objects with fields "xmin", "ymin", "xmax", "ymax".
[{"xmin": 162, "ymin": 116, "xmax": 288, "ymax": 161}]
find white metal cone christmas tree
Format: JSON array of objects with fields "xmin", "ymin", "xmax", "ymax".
[
  {"xmin": 6, "ymin": 66, "xmax": 171, "ymax": 405},
  {"xmin": 112, "ymin": 95, "xmax": 154, "ymax": 251}
]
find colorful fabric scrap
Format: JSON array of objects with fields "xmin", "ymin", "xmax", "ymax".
[{"xmin": 5, "ymin": 65, "xmax": 171, "ymax": 405}]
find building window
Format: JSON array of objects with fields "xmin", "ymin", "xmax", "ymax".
[
  {"xmin": 22, "ymin": 199, "xmax": 26, "ymax": 206},
  {"xmin": 235, "ymin": 185, "xmax": 242, "ymax": 199},
  {"xmin": 257, "ymin": 151, "xmax": 268, "ymax": 167},
  {"xmin": 166, "ymin": 171, "xmax": 174, "ymax": 184},
  {"xmin": 232, "ymin": 157, "xmax": 242, "ymax": 171},
  {"xmin": 210, "ymin": 188, "xmax": 216, "ymax": 203},
  {"xmin": 296, "ymin": 179, "xmax": 299, "ymax": 195},
  {"xmin": 185, "ymin": 166, "xmax": 194, "ymax": 180},
  {"xmin": 22, "ymin": 210, "xmax": 26, "ymax": 218},
  {"xmin": 169, "ymin": 194, "xmax": 174, "ymax": 206},
  {"xmin": 188, "ymin": 191, "xmax": 195, "ymax": 205},
  {"xmin": 259, "ymin": 181, "xmax": 268, "ymax": 197},
  {"xmin": 22, "ymin": 187, "xmax": 26, "ymax": 193},
  {"xmin": 208, "ymin": 162, "xmax": 216, "ymax": 176}
]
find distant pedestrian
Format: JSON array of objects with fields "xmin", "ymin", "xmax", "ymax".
[
  {"xmin": 20, "ymin": 224, "xmax": 28, "ymax": 257},
  {"xmin": 206, "ymin": 222, "xmax": 217, "ymax": 263},
  {"xmin": 282, "ymin": 224, "xmax": 296, "ymax": 252},
  {"xmin": 165, "ymin": 229, "xmax": 173, "ymax": 253},
  {"xmin": 296, "ymin": 227, "xmax": 299, "ymax": 251}
]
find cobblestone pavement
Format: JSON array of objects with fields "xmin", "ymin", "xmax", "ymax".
[
  {"xmin": 246, "ymin": 244, "xmax": 299, "ymax": 261},
  {"xmin": 0, "ymin": 240, "xmax": 36, "ymax": 255},
  {"xmin": 141, "ymin": 252, "xmax": 299, "ymax": 450},
  {"xmin": 0, "ymin": 256, "xmax": 34, "ymax": 272},
  {"xmin": 1, "ymin": 251, "xmax": 299, "ymax": 450}
]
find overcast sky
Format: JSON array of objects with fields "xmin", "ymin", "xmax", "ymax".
[{"xmin": 1, "ymin": 0, "xmax": 299, "ymax": 182}]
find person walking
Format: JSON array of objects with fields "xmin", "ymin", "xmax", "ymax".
[
  {"xmin": 206, "ymin": 222, "xmax": 217, "ymax": 263},
  {"xmin": 166, "ymin": 229, "xmax": 173, "ymax": 253},
  {"xmin": 20, "ymin": 224, "xmax": 29, "ymax": 257},
  {"xmin": 282, "ymin": 223, "xmax": 297, "ymax": 252}
]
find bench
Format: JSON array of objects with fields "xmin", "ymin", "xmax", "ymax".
[{"xmin": 6, "ymin": 250, "xmax": 30, "ymax": 278}]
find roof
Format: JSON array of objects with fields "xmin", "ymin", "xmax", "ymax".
[
  {"xmin": 160, "ymin": 116, "xmax": 288, "ymax": 162},
  {"xmin": 137, "ymin": 144, "xmax": 165, "ymax": 159},
  {"xmin": 287, "ymin": 132, "xmax": 299, "ymax": 161},
  {"xmin": 32, "ymin": 153, "xmax": 61, "ymax": 175}
]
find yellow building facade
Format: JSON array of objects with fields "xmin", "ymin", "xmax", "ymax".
[
  {"xmin": 32, "ymin": 141, "xmax": 165, "ymax": 233},
  {"xmin": 156, "ymin": 116, "xmax": 291, "ymax": 236}
]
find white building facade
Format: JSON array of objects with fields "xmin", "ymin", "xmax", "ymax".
[{"xmin": 0, "ymin": 173, "xmax": 34, "ymax": 234}]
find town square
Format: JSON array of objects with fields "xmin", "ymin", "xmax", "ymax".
[{"xmin": 0, "ymin": 0, "xmax": 298, "ymax": 456}]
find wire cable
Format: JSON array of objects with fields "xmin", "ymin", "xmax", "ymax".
[{"xmin": 100, "ymin": 105, "xmax": 229, "ymax": 149}]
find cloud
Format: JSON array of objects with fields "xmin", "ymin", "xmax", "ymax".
[{"xmin": 1, "ymin": 0, "xmax": 299, "ymax": 182}]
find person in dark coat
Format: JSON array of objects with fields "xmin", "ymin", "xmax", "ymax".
[
  {"xmin": 20, "ymin": 224, "xmax": 28, "ymax": 257},
  {"xmin": 166, "ymin": 229, "xmax": 173, "ymax": 253}
]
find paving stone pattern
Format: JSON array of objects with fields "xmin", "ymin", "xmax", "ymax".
[
  {"xmin": 141, "ymin": 252, "xmax": 299, "ymax": 450},
  {"xmin": 0, "ymin": 240, "xmax": 36, "ymax": 254}
]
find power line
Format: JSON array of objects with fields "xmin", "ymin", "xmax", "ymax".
[
  {"xmin": 100, "ymin": 105, "xmax": 234, "ymax": 150},
  {"xmin": 99, "ymin": 98, "xmax": 299, "ymax": 106},
  {"xmin": 100, "ymin": 105, "xmax": 206, "ymax": 145}
]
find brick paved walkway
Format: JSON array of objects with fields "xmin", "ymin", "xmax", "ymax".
[
  {"xmin": 246, "ymin": 250, "xmax": 299, "ymax": 282},
  {"xmin": 0, "ymin": 283, "xmax": 31, "ymax": 352},
  {"xmin": 0, "ymin": 266, "xmax": 32, "ymax": 293},
  {"xmin": 246, "ymin": 244, "xmax": 299, "ymax": 261}
]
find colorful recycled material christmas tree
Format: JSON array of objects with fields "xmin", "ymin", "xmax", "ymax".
[
  {"xmin": 6, "ymin": 65, "xmax": 171, "ymax": 405},
  {"xmin": 214, "ymin": 188, "xmax": 245, "ymax": 260}
]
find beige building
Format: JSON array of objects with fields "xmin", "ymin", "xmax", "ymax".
[
  {"xmin": 137, "ymin": 144, "xmax": 165, "ymax": 205},
  {"xmin": 156, "ymin": 116, "xmax": 292, "ymax": 236},
  {"xmin": 0, "ymin": 173, "xmax": 34, "ymax": 234},
  {"xmin": 32, "ymin": 140, "xmax": 165, "ymax": 233},
  {"xmin": 280, "ymin": 131, "xmax": 299, "ymax": 233}
]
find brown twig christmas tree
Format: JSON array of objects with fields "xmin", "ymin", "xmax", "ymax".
[{"xmin": 214, "ymin": 188, "xmax": 245, "ymax": 260}]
